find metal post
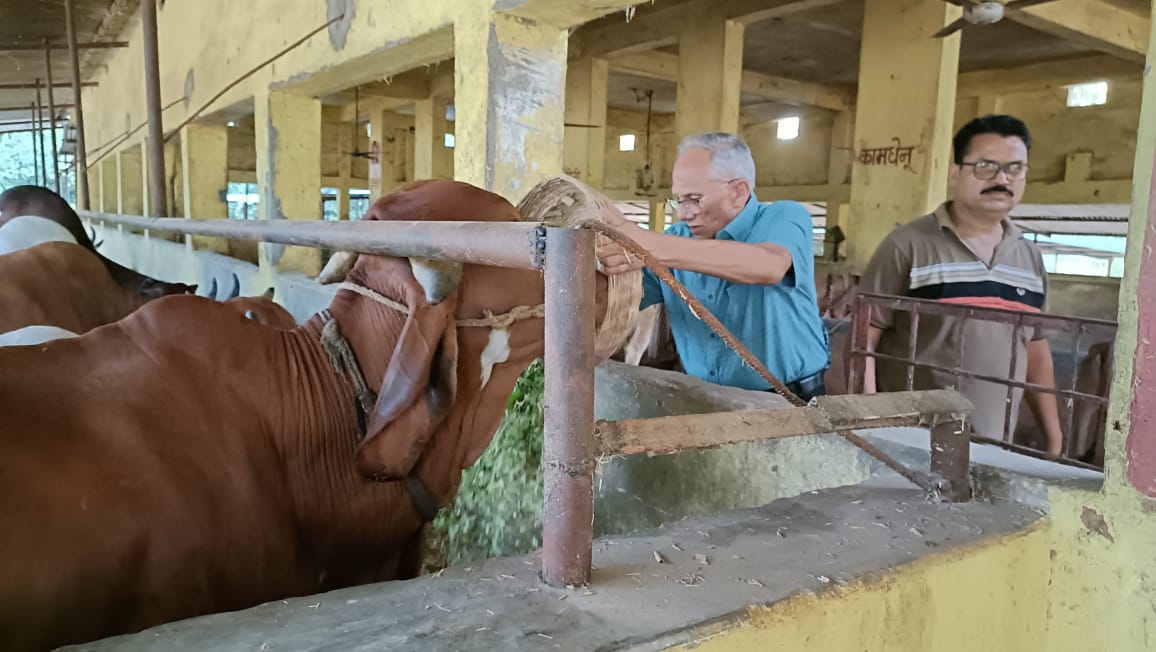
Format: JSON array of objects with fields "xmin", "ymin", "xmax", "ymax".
[
  {"xmin": 848, "ymin": 295, "xmax": 870, "ymax": 393},
  {"xmin": 29, "ymin": 102, "xmax": 42, "ymax": 185},
  {"xmin": 140, "ymin": 0, "xmax": 167, "ymax": 217},
  {"xmin": 35, "ymin": 80, "xmax": 47, "ymax": 187},
  {"xmin": 44, "ymin": 38, "xmax": 60, "ymax": 193},
  {"xmin": 541, "ymin": 226, "xmax": 596, "ymax": 588},
  {"xmin": 930, "ymin": 419, "xmax": 971, "ymax": 501},
  {"xmin": 64, "ymin": 0, "xmax": 89, "ymax": 209}
]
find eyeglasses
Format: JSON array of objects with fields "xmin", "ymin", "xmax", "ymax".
[
  {"xmin": 959, "ymin": 159, "xmax": 1029, "ymax": 181},
  {"xmin": 665, "ymin": 178, "xmax": 740, "ymax": 214}
]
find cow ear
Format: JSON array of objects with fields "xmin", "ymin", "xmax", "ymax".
[{"xmin": 355, "ymin": 302, "xmax": 459, "ymax": 479}]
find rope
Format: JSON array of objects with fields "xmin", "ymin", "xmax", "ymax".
[
  {"xmin": 336, "ymin": 281, "xmax": 545, "ymax": 330},
  {"xmin": 579, "ymin": 221, "xmax": 935, "ymax": 492}
]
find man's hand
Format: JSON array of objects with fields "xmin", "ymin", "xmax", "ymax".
[{"xmin": 596, "ymin": 237, "xmax": 645, "ymax": 275}]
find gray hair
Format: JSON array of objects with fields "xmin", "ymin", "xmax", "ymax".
[{"xmin": 677, "ymin": 132, "xmax": 757, "ymax": 189}]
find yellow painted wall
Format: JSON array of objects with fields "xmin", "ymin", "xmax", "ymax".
[
  {"xmin": 671, "ymin": 489, "xmax": 1156, "ymax": 652},
  {"xmin": 81, "ymin": 0, "xmax": 460, "ymax": 157},
  {"xmin": 596, "ymin": 80, "xmax": 1139, "ymax": 201}
]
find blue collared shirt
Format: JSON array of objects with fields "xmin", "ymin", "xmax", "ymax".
[{"xmin": 641, "ymin": 194, "xmax": 830, "ymax": 390}]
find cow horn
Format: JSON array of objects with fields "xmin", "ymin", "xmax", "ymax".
[
  {"xmin": 318, "ymin": 250, "xmax": 358, "ymax": 284},
  {"xmin": 261, "ymin": 286, "xmax": 275, "ymax": 300},
  {"xmin": 199, "ymin": 277, "xmax": 218, "ymax": 299},
  {"xmin": 223, "ymin": 273, "xmax": 241, "ymax": 300},
  {"xmin": 409, "ymin": 257, "xmax": 462, "ymax": 306}
]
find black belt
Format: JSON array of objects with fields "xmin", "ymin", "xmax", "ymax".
[{"xmin": 776, "ymin": 369, "xmax": 826, "ymax": 399}]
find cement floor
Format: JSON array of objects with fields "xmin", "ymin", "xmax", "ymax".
[{"xmin": 69, "ymin": 477, "xmax": 1043, "ymax": 652}]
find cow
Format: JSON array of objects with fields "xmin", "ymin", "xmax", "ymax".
[
  {"xmin": 0, "ymin": 288, "xmax": 296, "ymax": 347},
  {"xmin": 0, "ymin": 240, "xmax": 239, "ymax": 337},
  {"xmin": 0, "ymin": 214, "xmax": 78, "ymax": 255},
  {"xmin": 0, "ymin": 185, "xmax": 196, "ymax": 299},
  {"xmin": 0, "ymin": 178, "xmax": 614, "ymax": 651}
]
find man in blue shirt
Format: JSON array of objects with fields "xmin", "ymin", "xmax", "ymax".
[{"xmin": 597, "ymin": 132, "xmax": 830, "ymax": 400}]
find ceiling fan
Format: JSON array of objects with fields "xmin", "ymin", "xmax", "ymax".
[
  {"xmin": 932, "ymin": 0, "xmax": 1059, "ymax": 38},
  {"xmin": 345, "ymin": 86, "xmax": 377, "ymax": 160}
]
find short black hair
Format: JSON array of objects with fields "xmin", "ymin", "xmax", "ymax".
[{"xmin": 952, "ymin": 114, "xmax": 1031, "ymax": 165}]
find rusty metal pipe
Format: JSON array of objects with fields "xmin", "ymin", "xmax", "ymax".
[
  {"xmin": 140, "ymin": 0, "xmax": 167, "ymax": 217},
  {"xmin": 81, "ymin": 211, "xmax": 544, "ymax": 269},
  {"xmin": 44, "ymin": 39, "xmax": 60, "ymax": 193},
  {"xmin": 64, "ymin": 0, "xmax": 89, "ymax": 209},
  {"xmin": 0, "ymin": 41, "xmax": 127, "ymax": 52},
  {"xmin": 541, "ymin": 226, "xmax": 596, "ymax": 588}
]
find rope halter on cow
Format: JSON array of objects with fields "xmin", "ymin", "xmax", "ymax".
[{"xmin": 316, "ymin": 281, "xmax": 547, "ymax": 523}]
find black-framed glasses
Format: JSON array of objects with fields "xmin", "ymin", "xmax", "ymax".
[{"xmin": 959, "ymin": 159, "xmax": 1029, "ymax": 181}]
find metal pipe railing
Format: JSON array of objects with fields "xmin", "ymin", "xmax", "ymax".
[{"xmin": 82, "ymin": 211, "xmax": 546, "ymax": 271}]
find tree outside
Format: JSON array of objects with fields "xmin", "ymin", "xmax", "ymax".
[{"xmin": 0, "ymin": 129, "xmax": 76, "ymax": 201}]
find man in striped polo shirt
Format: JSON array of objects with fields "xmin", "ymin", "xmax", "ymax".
[{"xmin": 858, "ymin": 115, "xmax": 1063, "ymax": 456}]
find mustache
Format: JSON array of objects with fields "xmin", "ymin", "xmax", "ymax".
[{"xmin": 982, "ymin": 185, "xmax": 1015, "ymax": 197}]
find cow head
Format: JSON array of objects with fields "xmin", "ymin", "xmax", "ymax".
[{"xmin": 317, "ymin": 179, "xmax": 616, "ymax": 500}]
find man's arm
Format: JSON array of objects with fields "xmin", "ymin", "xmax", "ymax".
[
  {"xmin": 1025, "ymin": 337, "xmax": 1064, "ymax": 457},
  {"xmin": 599, "ymin": 225, "xmax": 792, "ymax": 285}
]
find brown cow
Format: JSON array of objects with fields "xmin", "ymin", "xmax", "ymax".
[
  {"xmin": 0, "ymin": 185, "xmax": 196, "ymax": 299},
  {"xmin": 0, "ymin": 240, "xmax": 238, "ymax": 337},
  {"xmin": 0, "ymin": 179, "xmax": 612, "ymax": 650}
]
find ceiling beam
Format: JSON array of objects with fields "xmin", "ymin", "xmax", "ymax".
[
  {"xmin": 0, "ymin": 41, "xmax": 128, "ymax": 52},
  {"xmin": 610, "ymin": 51, "xmax": 854, "ymax": 112},
  {"xmin": 496, "ymin": 0, "xmax": 648, "ymax": 28},
  {"xmin": 957, "ymin": 55, "xmax": 1143, "ymax": 96},
  {"xmin": 0, "ymin": 82, "xmax": 96, "ymax": 89},
  {"xmin": 1006, "ymin": 0, "xmax": 1148, "ymax": 63},
  {"xmin": 570, "ymin": 0, "xmax": 850, "ymax": 60}
]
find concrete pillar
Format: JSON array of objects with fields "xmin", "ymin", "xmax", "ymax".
[
  {"xmin": 101, "ymin": 158, "xmax": 117, "ymax": 213},
  {"xmin": 564, "ymin": 57, "xmax": 608, "ymax": 188},
  {"xmin": 181, "ymin": 123, "xmax": 230, "ymax": 253},
  {"xmin": 647, "ymin": 198, "xmax": 666, "ymax": 231},
  {"xmin": 846, "ymin": 0, "xmax": 961, "ymax": 270},
  {"xmin": 675, "ymin": 20, "xmax": 744, "ymax": 138},
  {"xmin": 87, "ymin": 167, "xmax": 100, "ymax": 211},
  {"xmin": 976, "ymin": 94, "xmax": 1004, "ymax": 117},
  {"xmin": 414, "ymin": 98, "xmax": 438, "ymax": 179},
  {"xmin": 454, "ymin": 10, "xmax": 567, "ymax": 201},
  {"xmin": 255, "ymin": 88, "xmax": 322, "ymax": 276},
  {"xmin": 337, "ymin": 120, "xmax": 353, "ymax": 220},
  {"xmin": 164, "ymin": 139, "xmax": 181, "ymax": 218},
  {"xmin": 1117, "ymin": 0, "xmax": 1156, "ymax": 496},
  {"xmin": 116, "ymin": 147, "xmax": 143, "ymax": 215},
  {"xmin": 139, "ymin": 141, "xmax": 150, "ymax": 218}
]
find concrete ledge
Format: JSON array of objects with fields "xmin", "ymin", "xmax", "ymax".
[{"xmin": 68, "ymin": 479, "xmax": 1044, "ymax": 652}]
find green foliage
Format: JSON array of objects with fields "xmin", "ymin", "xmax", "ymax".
[
  {"xmin": 0, "ymin": 130, "xmax": 76, "ymax": 202},
  {"xmin": 429, "ymin": 358, "xmax": 545, "ymax": 567}
]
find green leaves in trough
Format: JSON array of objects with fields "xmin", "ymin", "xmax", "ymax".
[{"xmin": 428, "ymin": 358, "xmax": 545, "ymax": 567}]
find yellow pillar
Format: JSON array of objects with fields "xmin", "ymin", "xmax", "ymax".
[
  {"xmin": 255, "ymin": 88, "xmax": 322, "ymax": 276},
  {"xmin": 101, "ymin": 158, "xmax": 117, "ymax": 213},
  {"xmin": 336, "ymin": 120, "xmax": 353, "ymax": 220},
  {"xmin": 647, "ymin": 198, "xmax": 666, "ymax": 231},
  {"xmin": 976, "ymin": 94, "xmax": 1004, "ymax": 117},
  {"xmin": 116, "ymin": 148, "xmax": 143, "ymax": 215},
  {"xmin": 87, "ymin": 167, "xmax": 100, "ymax": 211},
  {"xmin": 414, "ymin": 98, "xmax": 437, "ymax": 179},
  {"xmin": 454, "ymin": 9, "xmax": 567, "ymax": 201},
  {"xmin": 675, "ymin": 20, "xmax": 744, "ymax": 138},
  {"xmin": 564, "ymin": 57, "xmax": 608, "ymax": 188},
  {"xmin": 164, "ymin": 140, "xmax": 181, "ymax": 218},
  {"xmin": 846, "ymin": 0, "xmax": 961, "ymax": 271},
  {"xmin": 139, "ymin": 141, "xmax": 150, "ymax": 218},
  {"xmin": 180, "ymin": 123, "xmax": 230, "ymax": 253}
]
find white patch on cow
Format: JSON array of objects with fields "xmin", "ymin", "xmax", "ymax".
[
  {"xmin": 0, "ymin": 325, "xmax": 78, "ymax": 347},
  {"xmin": 479, "ymin": 327, "xmax": 511, "ymax": 389},
  {"xmin": 0, "ymin": 215, "xmax": 77, "ymax": 255}
]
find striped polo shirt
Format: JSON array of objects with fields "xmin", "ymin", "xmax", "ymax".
[{"xmin": 858, "ymin": 202, "xmax": 1049, "ymax": 439}]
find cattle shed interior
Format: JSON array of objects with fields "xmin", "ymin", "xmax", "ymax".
[{"xmin": 3, "ymin": 0, "xmax": 1156, "ymax": 650}]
